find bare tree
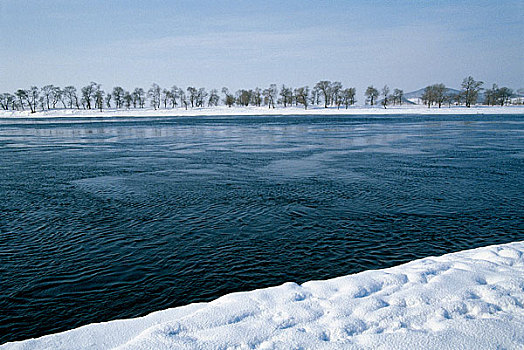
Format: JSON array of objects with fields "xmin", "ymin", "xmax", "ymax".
[
  {"xmin": 365, "ymin": 86, "xmax": 379, "ymax": 106},
  {"xmin": 132, "ymin": 88, "xmax": 145, "ymax": 108},
  {"xmin": 196, "ymin": 88, "xmax": 207, "ymax": 107},
  {"xmin": 422, "ymin": 85, "xmax": 435, "ymax": 108},
  {"xmin": 252, "ymin": 88, "xmax": 262, "ymax": 107},
  {"xmin": 208, "ymin": 89, "xmax": 220, "ymax": 107},
  {"xmin": 52, "ymin": 86, "xmax": 63, "ymax": 108},
  {"xmin": 162, "ymin": 89, "xmax": 171, "ymax": 109},
  {"xmin": 315, "ymin": 81, "xmax": 332, "ymax": 108},
  {"xmin": 454, "ymin": 92, "xmax": 464, "ymax": 106},
  {"xmin": 295, "ymin": 86, "xmax": 310, "ymax": 109},
  {"xmin": 81, "ymin": 82, "xmax": 97, "ymax": 109},
  {"xmin": 0, "ymin": 93, "xmax": 14, "ymax": 110},
  {"xmin": 461, "ymin": 76, "xmax": 483, "ymax": 107},
  {"xmin": 236, "ymin": 89, "xmax": 252, "ymax": 107},
  {"xmin": 381, "ymin": 85, "xmax": 390, "ymax": 109},
  {"xmin": 148, "ymin": 83, "xmax": 161, "ymax": 110},
  {"xmin": 93, "ymin": 84, "xmax": 104, "ymax": 111},
  {"xmin": 331, "ymin": 81, "xmax": 343, "ymax": 108},
  {"xmin": 497, "ymin": 87, "xmax": 513, "ymax": 106},
  {"xmin": 280, "ymin": 85, "xmax": 293, "ymax": 107},
  {"xmin": 41, "ymin": 85, "xmax": 55, "ymax": 110},
  {"xmin": 26, "ymin": 86, "xmax": 39, "ymax": 113},
  {"xmin": 433, "ymin": 83, "xmax": 446, "ymax": 108},
  {"xmin": 311, "ymin": 85, "xmax": 321, "ymax": 106},
  {"xmin": 484, "ymin": 84, "xmax": 499, "ymax": 106},
  {"xmin": 263, "ymin": 84, "xmax": 278, "ymax": 108},
  {"xmin": 112, "ymin": 87, "xmax": 125, "ymax": 109},
  {"xmin": 392, "ymin": 88, "xmax": 403, "ymax": 105},
  {"xmin": 169, "ymin": 86, "xmax": 180, "ymax": 108},
  {"xmin": 15, "ymin": 90, "xmax": 27, "ymax": 111},
  {"xmin": 341, "ymin": 88, "xmax": 356, "ymax": 108},
  {"xmin": 123, "ymin": 91, "xmax": 133, "ymax": 109},
  {"xmin": 186, "ymin": 87, "xmax": 197, "ymax": 108},
  {"xmin": 105, "ymin": 93, "xmax": 112, "ymax": 108},
  {"xmin": 180, "ymin": 90, "xmax": 188, "ymax": 110},
  {"xmin": 63, "ymin": 86, "xmax": 79, "ymax": 109},
  {"xmin": 222, "ymin": 87, "xmax": 235, "ymax": 107}
]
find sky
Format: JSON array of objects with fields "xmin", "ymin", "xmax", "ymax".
[{"xmin": 1, "ymin": 0, "xmax": 523, "ymax": 100}]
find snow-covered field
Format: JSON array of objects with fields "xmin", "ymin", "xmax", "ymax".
[
  {"xmin": 1, "ymin": 105, "xmax": 524, "ymax": 118},
  {"xmin": 3, "ymin": 241, "xmax": 523, "ymax": 349}
]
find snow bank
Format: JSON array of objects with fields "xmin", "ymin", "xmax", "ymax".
[
  {"xmin": 1, "ymin": 105, "xmax": 524, "ymax": 118},
  {"xmin": 3, "ymin": 241, "xmax": 523, "ymax": 349}
]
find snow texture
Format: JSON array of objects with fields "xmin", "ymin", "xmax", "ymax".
[
  {"xmin": 2, "ymin": 241, "xmax": 524, "ymax": 349},
  {"xmin": 1, "ymin": 105, "xmax": 524, "ymax": 118}
]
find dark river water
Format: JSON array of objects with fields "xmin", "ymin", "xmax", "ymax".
[{"xmin": 0, "ymin": 114, "xmax": 523, "ymax": 344}]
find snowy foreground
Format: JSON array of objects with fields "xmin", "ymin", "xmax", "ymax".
[
  {"xmin": 1, "ymin": 105, "xmax": 524, "ymax": 118},
  {"xmin": 3, "ymin": 242, "xmax": 524, "ymax": 349}
]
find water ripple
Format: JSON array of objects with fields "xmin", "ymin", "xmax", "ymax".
[{"xmin": 0, "ymin": 114, "xmax": 523, "ymax": 343}]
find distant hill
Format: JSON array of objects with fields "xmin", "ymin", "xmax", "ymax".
[
  {"xmin": 404, "ymin": 87, "xmax": 461, "ymax": 100},
  {"xmin": 403, "ymin": 87, "xmax": 491, "ymax": 104}
]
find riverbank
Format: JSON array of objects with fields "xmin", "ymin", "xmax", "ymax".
[
  {"xmin": 3, "ymin": 241, "xmax": 523, "ymax": 349},
  {"xmin": 1, "ymin": 105, "xmax": 524, "ymax": 118}
]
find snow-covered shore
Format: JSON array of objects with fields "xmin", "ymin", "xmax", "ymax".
[
  {"xmin": 3, "ymin": 241, "xmax": 523, "ymax": 349},
  {"xmin": 1, "ymin": 105, "xmax": 524, "ymax": 118}
]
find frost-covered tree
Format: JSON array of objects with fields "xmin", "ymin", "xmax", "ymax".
[
  {"xmin": 461, "ymin": 76, "xmax": 483, "ymax": 107},
  {"xmin": 365, "ymin": 86, "xmax": 379, "ymax": 106}
]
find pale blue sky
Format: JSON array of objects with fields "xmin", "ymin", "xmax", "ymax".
[{"xmin": 1, "ymin": 0, "xmax": 522, "ymax": 97}]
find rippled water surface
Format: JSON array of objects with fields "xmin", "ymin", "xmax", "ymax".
[{"xmin": 1, "ymin": 114, "xmax": 523, "ymax": 343}]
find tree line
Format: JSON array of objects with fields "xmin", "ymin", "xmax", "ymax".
[
  {"xmin": 0, "ymin": 77, "xmax": 518, "ymax": 113},
  {"xmin": 420, "ymin": 77, "xmax": 515, "ymax": 108}
]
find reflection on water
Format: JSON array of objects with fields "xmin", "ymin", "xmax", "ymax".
[{"xmin": 0, "ymin": 114, "xmax": 523, "ymax": 343}]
